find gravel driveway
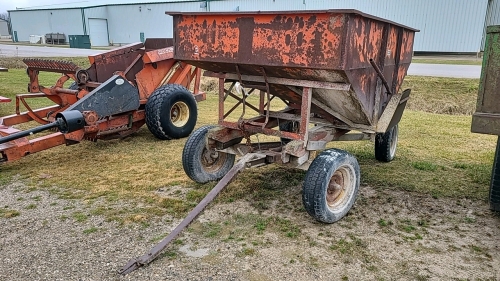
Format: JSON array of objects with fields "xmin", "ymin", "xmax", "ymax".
[{"xmin": 1, "ymin": 179, "xmax": 499, "ymax": 281}]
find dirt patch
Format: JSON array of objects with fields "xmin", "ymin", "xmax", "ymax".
[{"xmin": 0, "ymin": 181, "xmax": 499, "ymax": 280}]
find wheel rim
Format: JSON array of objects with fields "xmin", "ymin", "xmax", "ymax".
[
  {"xmin": 201, "ymin": 147, "xmax": 228, "ymax": 173},
  {"xmin": 170, "ymin": 101, "xmax": 190, "ymax": 128},
  {"xmin": 326, "ymin": 165, "xmax": 356, "ymax": 213},
  {"xmin": 389, "ymin": 125, "xmax": 398, "ymax": 159}
]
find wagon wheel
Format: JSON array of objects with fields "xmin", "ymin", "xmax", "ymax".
[
  {"xmin": 182, "ymin": 125, "xmax": 236, "ymax": 184},
  {"xmin": 302, "ymin": 149, "xmax": 360, "ymax": 223},
  {"xmin": 490, "ymin": 137, "xmax": 500, "ymax": 211},
  {"xmin": 375, "ymin": 124, "xmax": 399, "ymax": 162},
  {"xmin": 279, "ymin": 121, "xmax": 299, "ymax": 145},
  {"xmin": 145, "ymin": 84, "xmax": 197, "ymax": 140}
]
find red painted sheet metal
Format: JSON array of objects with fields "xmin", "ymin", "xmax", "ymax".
[{"xmin": 171, "ymin": 10, "xmax": 416, "ymax": 127}]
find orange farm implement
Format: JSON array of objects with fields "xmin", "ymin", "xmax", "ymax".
[{"xmin": 0, "ymin": 38, "xmax": 205, "ymax": 162}]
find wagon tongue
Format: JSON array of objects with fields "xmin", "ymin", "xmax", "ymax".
[{"xmin": 118, "ymin": 153, "xmax": 266, "ymax": 275}]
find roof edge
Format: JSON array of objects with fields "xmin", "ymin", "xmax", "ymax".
[{"xmin": 8, "ymin": 0, "xmax": 210, "ymax": 12}]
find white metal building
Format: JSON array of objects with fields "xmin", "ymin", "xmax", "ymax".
[
  {"xmin": 0, "ymin": 19, "xmax": 9, "ymax": 36},
  {"xmin": 8, "ymin": 0, "xmax": 500, "ymax": 52}
]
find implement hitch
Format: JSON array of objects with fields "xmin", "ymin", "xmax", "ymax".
[
  {"xmin": 0, "ymin": 110, "xmax": 84, "ymax": 145},
  {"xmin": 119, "ymin": 153, "xmax": 266, "ymax": 275}
]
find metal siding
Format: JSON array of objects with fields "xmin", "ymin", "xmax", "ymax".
[
  {"xmin": 487, "ymin": 0, "xmax": 500, "ymax": 25},
  {"xmin": 0, "ymin": 21, "xmax": 9, "ymax": 36},
  {"xmin": 85, "ymin": 7, "xmax": 109, "ymax": 19},
  {"xmin": 88, "ymin": 18, "xmax": 109, "ymax": 46},
  {"xmin": 207, "ymin": 0, "xmax": 306, "ymax": 11},
  {"xmin": 483, "ymin": 0, "xmax": 500, "ymax": 50},
  {"xmin": 300, "ymin": 0, "xmax": 488, "ymax": 52},
  {"xmin": 8, "ymin": 0, "xmax": 492, "ymax": 52},
  {"xmin": 10, "ymin": 9, "xmax": 83, "ymax": 42},
  {"xmin": 198, "ymin": 0, "xmax": 488, "ymax": 52},
  {"xmin": 13, "ymin": 0, "xmax": 202, "ymax": 10},
  {"xmin": 106, "ymin": 2, "xmax": 204, "ymax": 44},
  {"xmin": 84, "ymin": 7, "xmax": 109, "ymax": 36}
]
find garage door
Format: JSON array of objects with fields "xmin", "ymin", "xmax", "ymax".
[{"xmin": 88, "ymin": 18, "xmax": 109, "ymax": 47}]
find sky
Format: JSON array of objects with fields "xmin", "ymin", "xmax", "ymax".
[{"xmin": 0, "ymin": 0, "xmax": 93, "ymax": 13}]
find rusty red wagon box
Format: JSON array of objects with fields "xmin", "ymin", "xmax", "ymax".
[{"xmin": 171, "ymin": 10, "xmax": 417, "ymax": 131}]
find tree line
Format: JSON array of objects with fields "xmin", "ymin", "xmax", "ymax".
[{"xmin": 0, "ymin": 13, "xmax": 11, "ymax": 35}]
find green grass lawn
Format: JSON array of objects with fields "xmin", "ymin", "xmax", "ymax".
[
  {"xmin": 412, "ymin": 58, "xmax": 483, "ymax": 65},
  {"xmin": 402, "ymin": 76, "xmax": 479, "ymax": 115},
  {"xmin": 333, "ymin": 111, "xmax": 495, "ymax": 199},
  {"xmin": 0, "ymin": 63, "xmax": 494, "ymax": 222}
]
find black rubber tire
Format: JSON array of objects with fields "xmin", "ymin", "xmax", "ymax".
[
  {"xmin": 182, "ymin": 125, "xmax": 236, "ymax": 184},
  {"xmin": 302, "ymin": 148, "xmax": 360, "ymax": 223},
  {"xmin": 279, "ymin": 121, "xmax": 299, "ymax": 144},
  {"xmin": 375, "ymin": 124, "xmax": 399, "ymax": 162},
  {"xmin": 145, "ymin": 84, "xmax": 197, "ymax": 140},
  {"xmin": 68, "ymin": 81, "xmax": 79, "ymax": 90},
  {"xmin": 490, "ymin": 137, "xmax": 500, "ymax": 212}
]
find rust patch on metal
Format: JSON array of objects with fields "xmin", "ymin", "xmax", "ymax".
[
  {"xmin": 173, "ymin": 10, "xmax": 416, "ymax": 128},
  {"xmin": 0, "ymin": 38, "xmax": 204, "ymax": 163}
]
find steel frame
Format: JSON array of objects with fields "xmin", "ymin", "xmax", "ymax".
[{"xmin": 204, "ymin": 69, "xmax": 375, "ymax": 169}]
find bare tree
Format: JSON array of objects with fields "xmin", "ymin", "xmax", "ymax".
[{"xmin": 0, "ymin": 13, "xmax": 11, "ymax": 35}]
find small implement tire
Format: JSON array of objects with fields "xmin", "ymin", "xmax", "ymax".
[
  {"xmin": 145, "ymin": 84, "xmax": 197, "ymax": 140},
  {"xmin": 279, "ymin": 121, "xmax": 299, "ymax": 144},
  {"xmin": 490, "ymin": 137, "xmax": 500, "ymax": 211},
  {"xmin": 68, "ymin": 81, "xmax": 79, "ymax": 90},
  {"xmin": 375, "ymin": 124, "xmax": 399, "ymax": 162},
  {"xmin": 302, "ymin": 149, "xmax": 360, "ymax": 224},
  {"xmin": 182, "ymin": 125, "xmax": 236, "ymax": 184}
]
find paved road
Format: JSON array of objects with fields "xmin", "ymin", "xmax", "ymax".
[
  {"xmin": 407, "ymin": 63, "xmax": 480, "ymax": 79},
  {"xmin": 0, "ymin": 44, "xmax": 104, "ymax": 57},
  {"xmin": 0, "ymin": 44, "xmax": 482, "ymax": 78}
]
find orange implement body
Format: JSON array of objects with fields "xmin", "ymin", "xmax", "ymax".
[{"xmin": 0, "ymin": 38, "xmax": 205, "ymax": 162}]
